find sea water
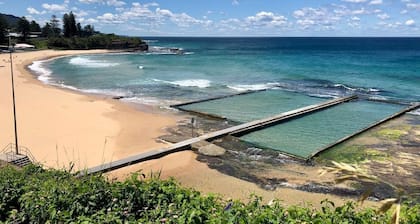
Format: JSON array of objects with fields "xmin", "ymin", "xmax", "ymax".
[
  {"xmin": 29, "ymin": 37, "xmax": 419, "ymax": 157},
  {"xmin": 32, "ymin": 37, "xmax": 420, "ymax": 105}
]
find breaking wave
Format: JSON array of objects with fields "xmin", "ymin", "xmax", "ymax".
[
  {"xmin": 69, "ymin": 57, "xmax": 119, "ymax": 68},
  {"xmin": 227, "ymin": 82, "xmax": 281, "ymax": 91},
  {"xmin": 28, "ymin": 60, "xmax": 52, "ymax": 83},
  {"xmin": 153, "ymin": 79, "xmax": 211, "ymax": 88}
]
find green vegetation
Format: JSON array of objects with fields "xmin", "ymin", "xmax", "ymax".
[
  {"xmin": 0, "ymin": 12, "xmax": 147, "ymax": 50},
  {"xmin": 1, "ymin": 165, "xmax": 419, "ymax": 223},
  {"xmin": 374, "ymin": 128, "xmax": 408, "ymax": 141},
  {"xmin": 26, "ymin": 34, "xmax": 147, "ymax": 50},
  {"xmin": 316, "ymin": 144, "xmax": 388, "ymax": 164},
  {"xmin": 0, "ymin": 15, "xmax": 8, "ymax": 44},
  {"xmin": 321, "ymin": 161, "xmax": 420, "ymax": 224}
]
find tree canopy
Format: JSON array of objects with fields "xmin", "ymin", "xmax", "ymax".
[
  {"xmin": 63, "ymin": 11, "xmax": 77, "ymax": 37},
  {"xmin": 17, "ymin": 16, "xmax": 30, "ymax": 41},
  {"xmin": 29, "ymin": 20, "xmax": 41, "ymax": 32},
  {"xmin": 0, "ymin": 15, "xmax": 8, "ymax": 44}
]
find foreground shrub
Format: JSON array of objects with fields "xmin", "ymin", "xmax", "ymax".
[{"xmin": 0, "ymin": 165, "xmax": 417, "ymax": 223}]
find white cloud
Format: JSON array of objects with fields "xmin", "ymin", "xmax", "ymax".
[
  {"xmin": 42, "ymin": 3, "xmax": 68, "ymax": 11},
  {"xmin": 155, "ymin": 8, "xmax": 211, "ymax": 27},
  {"xmin": 293, "ymin": 10, "xmax": 305, "ymax": 17},
  {"xmin": 377, "ymin": 21, "xmax": 403, "ymax": 29},
  {"xmin": 144, "ymin": 2, "xmax": 159, "ymax": 7},
  {"xmin": 97, "ymin": 13, "xmax": 124, "ymax": 24},
  {"xmin": 406, "ymin": 3, "xmax": 420, "ymax": 10},
  {"xmin": 79, "ymin": 0, "xmax": 102, "ymax": 3},
  {"xmin": 377, "ymin": 13, "xmax": 390, "ymax": 19},
  {"xmin": 400, "ymin": 9, "xmax": 408, "ymax": 14},
  {"xmin": 341, "ymin": 0, "xmax": 367, "ymax": 3},
  {"xmin": 74, "ymin": 10, "xmax": 90, "ymax": 17},
  {"xmin": 92, "ymin": 3, "xmax": 210, "ymax": 28},
  {"xmin": 85, "ymin": 18, "xmax": 98, "ymax": 24},
  {"xmin": 106, "ymin": 0, "xmax": 125, "ymax": 7},
  {"xmin": 348, "ymin": 16, "xmax": 361, "ymax": 28},
  {"xmin": 232, "ymin": 0, "xmax": 239, "ymax": 5},
  {"xmin": 352, "ymin": 8, "xmax": 369, "ymax": 15},
  {"xmin": 294, "ymin": 7, "xmax": 339, "ymax": 30},
  {"xmin": 246, "ymin": 11, "xmax": 288, "ymax": 27},
  {"xmin": 369, "ymin": 0, "xmax": 383, "ymax": 5},
  {"xmin": 79, "ymin": 0, "xmax": 125, "ymax": 6},
  {"xmin": 405, "ymin": 19, "xmax": 415, "ymax": 26},
  {"xmin": 27, "ymin": 7, "xmax": 45, "ymax": 15}
]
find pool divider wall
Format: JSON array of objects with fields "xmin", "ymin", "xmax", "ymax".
[
  {"xmin": 170, "ymin": 89, "xmax": 267, "ymax": 108},
  {"xmin": 81, "ymin": 95, "xmax": 357, "ymax": 176}
]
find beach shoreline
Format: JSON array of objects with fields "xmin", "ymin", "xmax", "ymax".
[
  {"xmin": 0, "ymin": 49, "xmax": 181, "ymax": 170},
  {"xmin": 0, "ymin": 49, "xmax": 381, "ymax": 207}
]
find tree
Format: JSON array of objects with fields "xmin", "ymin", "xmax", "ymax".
[
  {"xmin": 41, "ymin": 22, "xmax": 52, "ymax": 37},
  {"xmin": 17, "ymin": 16, "xmax": 30, "ymax": 41},
  {"xmin": 0, "ymin": 15, "xmax": 8, "ymax": 44},
  {"xmin": 68, "ymin": 12, "xmax": 77, "ymax": 36},
  {"xmin": 76, "ymin": 22, "xmax": 82, "ymax": 37},
  {"xmin": 62, "ymin": 13, "xmax": 70, "ymax": 37},
  {"xmin": 50, "ymin": 15, "xmax": 61, "ymax": 37},
  {"xmin": 83, "ymin": 24, "xmax": 95, "ymax": 37},
  {"xmin": 63, "ymin": 11, "xmax": 77, "ymax": 37},
  {"xmin": 29, "ymin": 20, "xmax": 41, "ymax": 32}
]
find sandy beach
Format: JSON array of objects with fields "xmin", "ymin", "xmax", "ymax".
[
  {"xmin": 0, "ymin": 49, "xmax": 378, "ymax": 207},
  {"xmin": 0, "ymin": 50, "xmax": 178, "ymax": 170}
]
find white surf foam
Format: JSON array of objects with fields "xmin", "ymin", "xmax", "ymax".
[
  {"xmin": 81, "ymin": 88, "xmax": 132, "ymax": 96},
  {"xmin": 121, "ymin": 96, "xmax": 178, "ymax": 106},
  {"xmin": 69, "ymin": 57, "xmax": 119, "ymax": 68},
  {"xmin": 407, "ymin": 108, "xmax": 420, "ymax": 116},
  {"xmin": 368, "ymin": 96, "xmax": 388, "ymax": 101},
  {"xmin": 333, "ymin": 83, "xmax": 357, "ymax": 91},
  {"xmin": 144, "ymin": 39, "xmax": 159, "ymax": 43},
  {"xmin": 308, "ymin": 93, "xmax": 338, "ymax": 99},
  {"xmin": 28, "ymin": 60, "xmax": 52, "ymax": 83},
  {"xmin": 368, "ymin": 88, "xmax": 380, "ymax": 92},
  {"xmin": 153, "ymin": 79, "xmax": 211, "ymax": 88},
  {"xmin": 227, "ymin": 82, "xmax": 280, "ymax": 91}
]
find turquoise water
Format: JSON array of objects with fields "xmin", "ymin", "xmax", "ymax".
[
  {"xmin": 28, "ymin": 37, "xmax": 418, "ymax": 157},
  {"xmin": 31, "ymin": 37, "xmax": 420, "ymax": 105},
  {"xmin": 241, "ymin": 101, "xmax": 404, "ymax": 158},
  {"xmin": 180, "ymin": 90, "xmax": 325, "ymax": 123}
]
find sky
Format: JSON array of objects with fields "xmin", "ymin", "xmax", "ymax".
[{"xmin": 1, "ymin": 0, "xmax": 419, "ymax": 36}]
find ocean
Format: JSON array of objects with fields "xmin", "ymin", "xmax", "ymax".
[
  {"xmin": 30, "ymin": 37, "xmax": 420, "ymax": 105},
  {"xmin": 29, "ymin": 37, "xmax": 420, "ymax": 157}
]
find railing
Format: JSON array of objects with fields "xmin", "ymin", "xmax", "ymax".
[{"xmin": 0, "ymin": 143, "xmax": 37, "ymax": 164}]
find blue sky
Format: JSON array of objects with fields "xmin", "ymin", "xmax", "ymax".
[{"xmin": 1, "ymin": 0, "xmax": 419, "ymax": 36}]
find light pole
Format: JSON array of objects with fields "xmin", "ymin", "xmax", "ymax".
[{"xmin": 8, "ymin": 29, "xmax": 19, "ymax": 154}]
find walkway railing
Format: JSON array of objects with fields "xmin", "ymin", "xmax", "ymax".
[{"xmin": 0, "ymin": 143, "xmax": 37, "ymax": 164}]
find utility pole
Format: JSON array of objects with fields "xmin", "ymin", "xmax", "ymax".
[{"xmin": 8, "ymin": 29, "xmax": 19, "ymax": 154}]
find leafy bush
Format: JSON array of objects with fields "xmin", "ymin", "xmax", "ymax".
[{"xmin": 0, "ymin": 165, "xmax": 418, "ymax": 223}]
